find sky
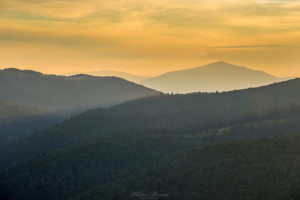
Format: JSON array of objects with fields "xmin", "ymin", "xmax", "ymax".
[{"xmin": 0, "ymin": 0, "xmax": 299, "ymax": 77}]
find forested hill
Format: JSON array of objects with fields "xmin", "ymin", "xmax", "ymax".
[
  {"xmin": 74, "ymin": 133, "xmax": 300, "ymax": 200},
  {"xmin": 0, "ymin": 100, "xmax": 67, "ymax": 148},
  {"xmin": 0, "ymin": 133, "xmax": 202, "ymax": 200},
  {"xmin": 0, "ymin": 68, "xmax": 160, "ymax": 114},
  {"xmin": 2, "ymin": 114, "xmax": 300, "ymax": 200},
  {"xmin": 111, "ymin": 77, "xmax": 300, "ymax": 116},
  {"xmin": 1, "ymin": 78, "xmax": 300, "ymax": 170}
]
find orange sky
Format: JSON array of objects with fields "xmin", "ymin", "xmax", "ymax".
[{"xmin": 0, "ymin": 0, "xmax": 299, "ymax": 77}]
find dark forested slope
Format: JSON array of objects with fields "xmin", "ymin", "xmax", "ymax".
[
  {"xmin": 0, "ymin": 133, "xmax": 202, "ymax": 200},
  {"xmin": 2, "ymin": 107, "xmax": 300, "ymax": 199},
  {"xmin": 75, "ymin": 133, "xmax": 300, "ymax": 200},
  {"xmin": 0, "ymin": 68, "xmax": 159, "ymax": 114},
  {"xmin": 1, "ymin": 78, "xmax": 300, "ymax": 170},
  {"xmin": 2, "ymin": 115, "xmax": 300, "ymax": 200},
  {"xmin": 0, "ymin": 100, "xmax": 67, "ymax": 148}
]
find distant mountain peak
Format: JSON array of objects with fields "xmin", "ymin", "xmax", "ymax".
[
  {"xmin": 213, "ymin": 61, "xmax": 230, "ymax": 64},
  {"xmin": 140, "ymin": 62, "xmax": 291, "ymax": 93},
  {"xmin": 200, "ymin": 61, "xmax": 243, "ymax": 69}
]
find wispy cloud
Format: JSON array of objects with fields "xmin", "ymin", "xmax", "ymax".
[
  {"xmin": 0, "ymin": 0, "xmax": 299, "ymax": 77},
  {"xmin": 17, "ymin": 0, "xmax": 51, "ymax": 3},
  {"xmin": 0, "ymin": 10, "xmax": 71, "ymax": 21},
  {"xmin": 212, "ymin": 44, "xmax": 283, "ymax": 48}
]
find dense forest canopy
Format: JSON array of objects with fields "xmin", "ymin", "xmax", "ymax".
[
  {"xmin": 0, "ymin": 133, "xmax": 202, "ymax": 200},
  {"xmin": 73, "ymin": 133, "xmax": 300, "ymax": 200},
  {"xmin": 1, "ymin": 107, "xmax": 300, "ymax": 200}
]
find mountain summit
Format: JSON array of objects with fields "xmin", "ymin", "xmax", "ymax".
[{"xmin": 140, "ymin": 61, "xmax": 292, "ymax": 93}]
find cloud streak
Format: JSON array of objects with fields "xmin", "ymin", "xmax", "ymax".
[
  {"xmin": 0, "ymin": 0, "xmax": 299, "ymax": 77},
  {"xmin": 212, "ymin": 44, "xmax": 283, "ymax": 48}
]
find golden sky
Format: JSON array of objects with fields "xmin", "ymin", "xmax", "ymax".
[{"xmin": 0, "ymin": 0, "xmax": 299, "ymax": 77}]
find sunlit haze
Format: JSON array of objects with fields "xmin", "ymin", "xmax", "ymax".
[{"xmin": 0, "ymin": 0, "xmax": 299, "ymax": 77}]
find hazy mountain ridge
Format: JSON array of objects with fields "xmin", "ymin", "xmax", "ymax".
[
  {"xmin": 1, "ymin": 79, "xmax": 300, "ymax": 171},
  {"xmin": 0, "ymin": 100, "xmax": 67, "ymax": 149},
  {"xmin": 61, "ymin": 70, "xmax": 150, "ymax": 83},
  {"xmin": 0, "ymin": 68, "xmax": 160, "ymax": 114},
  {"xmin": 0, "ymin": 68, "xmax": 44, "ymax": 77},
  {"xmin": 140, "ymin": 61, "xmax": 294, "ymax": 93}
]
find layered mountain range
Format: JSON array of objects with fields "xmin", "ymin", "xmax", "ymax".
[
  {"xmin": 0, "ymin": 68, "xmax": 159, "ymax": 114},
  {"xmin": 62, "ymin": 62, "xmax": 293, "ymax": 94}
]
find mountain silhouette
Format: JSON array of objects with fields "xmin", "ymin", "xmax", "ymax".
[
  {"xmin": 61, "ymin": 70, "xmax": 150, "ymax": 83},
  {"xmin": 140, "ymin": 61, "xmax": 293, "ymax": 93},
  {"xmin": 0, "ymin": 68, "xmax": 160, "ymax": 114}
]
